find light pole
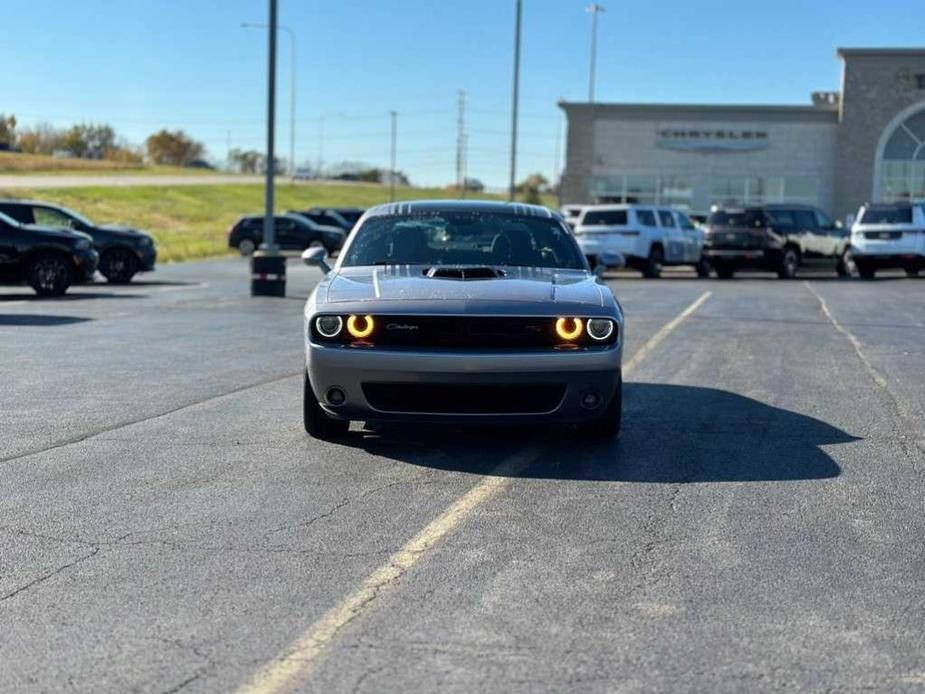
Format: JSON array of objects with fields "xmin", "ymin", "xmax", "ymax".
[
  {"xmin": 389, "ymin": 111, "xmax": 397, "ymax": 202},
  {"xmin": 242, "ymin": 21, "xmax": 295, "ymax": 177},
  {"xmin": 508, "ymin": 0, "xmax": 523, "ymax": 202},
  {"xmin": 585, "ymin": 4, "xmax": 604, "ymax": 103},
  {"xmin": 249, "ymin": 0, "xmax": 286, "ymax": 298}
]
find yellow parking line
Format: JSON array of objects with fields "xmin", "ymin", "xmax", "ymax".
[
  {"xmin": 622, "ymin": 291, "xmax": 711, "ymax": 374},
  {"xmin": 236, "ymin": 290, "xmax": 713, "ymax": 694}
]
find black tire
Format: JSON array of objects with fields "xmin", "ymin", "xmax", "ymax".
[
  {"xmin": 856, "ymin": 261, "xmax": 876, "ymax": 280},
  {"xmin": 27, "ymin": 253, "xmax": 73, "ymax": 297},
  {"xmin": 303, "ymin": 372, "xmax": 349, "ymax": 440},
  {"xmin": 642, "ymin": 245, "xmax": 664, "ymax": 279},
  {"xmin": 695, "ymin": 258, "xmax": 712, "ymax": 278},
  {"xmin": 100, "ymin": 248, "xmax": 139, "ymax": 284},
  {"xmin": 777, "ymin": 246, "xmax": 800, "ymax": 279},
  {"xmin": 577, "ymin": 371, "xmax": 623, "ymax": 439},
  {"xmin": 715, "ymin": 263, "xmax": 735, "ymax": 279},
  {"xmin": 906, "ymin": 268, "xmax": 920, "ymax": 278},
  {"xmin": 835, "ymin": 247, "xmax": 852, "ymax": 278},
  {"xmin": 238, "ymin": 238, "xmax": 257, "ymax": 256}
]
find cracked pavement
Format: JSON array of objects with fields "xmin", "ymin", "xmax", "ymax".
[{"xmin": 1, "ymin": 259, "xmax": 924, "ymax": 692}]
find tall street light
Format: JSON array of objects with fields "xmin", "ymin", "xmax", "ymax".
[
  {"xmin": 242, "ymin": 21, "xmax": 296, "ymax": 176},
  {"xmin": 586, "ymin": 4, "xmax": 604, "ymax": 103},
  {"xmin": 508, "ymin": 0, "xmax": 523, "ymax": 202},
  {"xmin": 249, "ymin": 0, "xmax": 286, "ymax": 297}
]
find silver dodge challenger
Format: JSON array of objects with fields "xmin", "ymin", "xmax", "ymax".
[{"xmin": 301, "ymin": 200, "xmax": 625, "ymax": 440}]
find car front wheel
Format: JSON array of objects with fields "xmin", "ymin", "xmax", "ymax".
[
  {"xmin": 238, "ymin": 238, "xmax": 257, "ymax": 256},
  {"xmin": 642, "ymin": 246, "xmax": 664, "ymax": 279},
  {"xmin": 100, "ymin": 248, "xmax": 139, "ymax": 284},
  {"xmin": 856, "ymin": 260, "xmax": 876, "ymax": 279},
  {"xmin": 28, "ymin": 254, "xmax": 73, "ymax": 297},
  {"xmin": 303, "ymin": 372, "xmax": 350, "ymax": 440},
  {"xmin": 695, "ymin": 258, "xmax": 711, "ymax": 278},
  {"xmin": 778, "ymin": 247, "xmax": 799, "ymax": 279},
  {"xmin": 836, "ymin": 247, "xmax": 853, "ymax": 277}
]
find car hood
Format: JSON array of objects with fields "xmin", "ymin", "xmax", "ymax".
[
  {"xmin": 323, "ymin": 265, "xmax": 606, "ymax": 307},
  {"xmin": 97, "ymin": 224, "xmax": 151, "ymax": 239},
  {"xmin": 25, "ymin": 224, "xmax": 92, "ymax": 242}
]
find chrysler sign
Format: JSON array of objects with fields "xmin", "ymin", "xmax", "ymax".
[{"xmin": 656, "ymin": 127, "xmax": 770, "ymax": 153}]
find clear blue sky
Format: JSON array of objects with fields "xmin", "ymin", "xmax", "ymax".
[{"xmin": 4, "ymin": 0, "xmax": 921, "ymax": 188}]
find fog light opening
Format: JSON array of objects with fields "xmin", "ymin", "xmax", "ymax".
[
  {"xmin": 581, "ymin": 391, "xmax": 602, "ymax": 410},
  {"xmin": 325, "ymin": 387, "xmax": 346, "ymax": 406}
]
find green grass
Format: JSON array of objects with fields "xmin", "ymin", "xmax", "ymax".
[{"xmin": 0, "ymin": 182, "xmax": 545, "ymax": 263}]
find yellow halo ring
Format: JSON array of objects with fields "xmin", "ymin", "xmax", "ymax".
[
  {"xmin": 555, "ymin": 317, "xmax": 584, "ymax": 341},
  {"xmin": 347, "ymin": 315, "xmax": 375, "ymax": 339}
]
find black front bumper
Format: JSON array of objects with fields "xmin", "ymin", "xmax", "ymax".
[{"xmin": 703, "ymin": 246, "xmax": 782, "ymax": 270}]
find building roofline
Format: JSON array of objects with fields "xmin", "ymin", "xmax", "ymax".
[
  {"xmin": 558, "ymin": 100, "xmax": 836, "ymax": 114},
  {"xmin": 837, "ymin": 47, "xmax": 925, "ymax": 58}
]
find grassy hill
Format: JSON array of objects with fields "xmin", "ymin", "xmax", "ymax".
[{"xmin": 0, "ymin": 182, "xmax": 533, "ymax": 262}]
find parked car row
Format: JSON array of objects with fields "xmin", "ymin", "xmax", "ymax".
[
  {"xmin": 228, "ymin": 207, "xmax": 365, "ymax": 256},
  {"xmin": 0, "ymin": 200, "xmax": 158, "ymax": 296},
  {"xmin": 568, "ymin": 201, "xmax": 924, "ymax": 279}
]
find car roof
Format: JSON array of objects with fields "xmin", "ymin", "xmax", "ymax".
[{"xmin": 364, "ymin": 199, "xmax": 557, "ymax": 219}]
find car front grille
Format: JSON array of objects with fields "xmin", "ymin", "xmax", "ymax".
[
  {"xmin": 864, "ymin": 231, "xmax": 903, "ymax": 240},
  {"xmin": 362, "ymin": 382, "xmax": 566, "ymax": 414},
  {"xmin": 370, "ymin": 316, "xmax": 564, "ymax": 349}
]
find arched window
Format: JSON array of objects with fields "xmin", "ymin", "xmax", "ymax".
[{"xmin": 879, "ymin": 110, "xmax": 925, "ymax": 201}]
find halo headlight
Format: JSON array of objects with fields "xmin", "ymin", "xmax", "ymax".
[
  {"xmin": 347, "ymin": 314, "xmax": 375, "ymax": 339},
  {"xmin": 586, "ymin": 318, "xmax": 614, "ymax": 341},
  {"xmin": 315, "ymin": 315, "xmax": 343, "ymax": 338},
  {"xmin": 555, "ymin": 317, "xmax": 584, "ymax": 341}
]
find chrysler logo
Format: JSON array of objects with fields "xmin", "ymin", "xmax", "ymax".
[{"xmin": 386, "ymin": 323, "xmax": 420, "ymax": 331}]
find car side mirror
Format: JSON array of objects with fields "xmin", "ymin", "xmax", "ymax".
[
  {"xmin": 595, "ymin": 251, "xmax": 625, "ymax": 276},
  {"xmin": 301, "ymin": 247, "xmax": 331, "ymax": 274}
]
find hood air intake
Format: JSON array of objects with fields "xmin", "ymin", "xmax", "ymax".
[{"xmin": 424, "ymin": 266, "xmax": 505, "ymax": 280}]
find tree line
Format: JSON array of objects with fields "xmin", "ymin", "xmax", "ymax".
[{"xmin": 0, "ymin": 113, "xmax": 208, "ymax": 167}]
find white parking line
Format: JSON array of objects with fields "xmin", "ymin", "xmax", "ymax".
[{"xmin": 236, "ymin": 290, "xmax": 714, "ymax": 694}]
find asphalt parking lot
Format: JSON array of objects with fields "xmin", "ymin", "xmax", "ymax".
[{"xmin": 2, "ymin": 259, "xmax": 924, "ymax": 693}]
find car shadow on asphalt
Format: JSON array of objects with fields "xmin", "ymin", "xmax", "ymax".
[
  {"xmin": 0, "ymin": 314, "xmax": 92, "ymax": 326},
  {"xmin": 348, "ymin": 383, "xmax": 856, "ymax": 483},
  {"xmin": 0, "ymin": 292, "xmax": 147, "ymax": 302}
]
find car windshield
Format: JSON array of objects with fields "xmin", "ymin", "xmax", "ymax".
[
  {"xmin": 708, "ymin": 210, "xmax": 766, "ymax": 228},
  {"xmin": 860, "ymin": 207, "xmax": 912, "ymax": 224},
  {"xmin": 341, "ymin": 211, "xmax": 585, "ymax": 269}
]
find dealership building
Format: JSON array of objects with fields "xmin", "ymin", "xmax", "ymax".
[{"xmin": 560, "ymin": 48, "xmax": 925, "ymax": 220}]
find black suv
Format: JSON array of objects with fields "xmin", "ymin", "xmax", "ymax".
[
  {"xmin": 0, "ymin": 210, "xmax": 99, "ymax": 296},
  {"xmin": 290, "ymin": 207, "xmax": 361, "ymax": 231},
  {"xmin": 0, "ymin": 200, "xmax": 157, "ymax": 284},
  {"xmin": 227, "ymin": 213, "xmax": 346, "ymax": 256},
  {"xmin": 703, "ymin": 204, "xmax": 851, "ymax": 279}
]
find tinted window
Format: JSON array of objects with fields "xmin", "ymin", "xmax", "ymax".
[
  {"xmin": 0, "ymin": 204, "xmax": 34, "ymax": 224},
  {"xmin": 343, "ymin": 212, "xmax": 584, "ymax": 269},
  {"xmin": 766, "ymin": 209, "xmax": 798, "ymax": 230},
  {"xmin": 581, "ymin": 210, "xmax": 628, "ymax": 226},
  {"xmin": 708, "ymin": 210, "xmax": 766, "ymax": 228},
  {"xmin": 860, "ymin": 207, "xmax": 913, "ymax": 224},
  {"xmin": 815, "ymin": 210, "xmax": 834, "ymax": 229},
  {"xmin": 657, "ymin": 210, "xmax": 675, "ymax": 227},
  {"xmin": 792, "ymin": 209, "xmax": 818, "ymax": 229},
  {"xmin": 636, "ymin": 210, "xmax": 657, "ymax": 227},
  {"xmin": 33, "ymin": 206, "xmax": 75, "ymax": 228},
  {"xmin": 677, "ymin": 212, "xmax": 696, "ymax": 230}
]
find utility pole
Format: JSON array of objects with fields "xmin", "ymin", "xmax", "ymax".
[
  {"xmin": 508, "ymin": 0, "xmax": 523, "ymax": 202},
  {"xmin": 317, "ymin": 114, "xmax": 325, "ymax": 176},
  {"xmin": 250, "ymin": 0, "xmax": 285, "ymax": 297},
  {"xmin": 586, "ymin": 4, "xmax": 605, "ymax": 103},
  {"xmin": 389, "ymin": 111, "xmax": 397, "ymax": 202},
  {"xmin": 456, "ymin": 90, "xmax": 466, "ymax": 197},
  {"xmin": 553, "ymin": 113, "xmax": 563, "ymax": 206}
]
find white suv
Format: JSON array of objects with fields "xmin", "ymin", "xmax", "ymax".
[
  {"xmin": 850, "ymin": 203, "xmax": 925, "ymax": 278},
  {"xmin": 574, "ymin": 204, "xmax": 709, "ymax": 278}
]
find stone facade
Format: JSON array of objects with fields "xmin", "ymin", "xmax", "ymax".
[{"xmin": 834, "ymin": 49, "xmax": 925, "ymax": 220}]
